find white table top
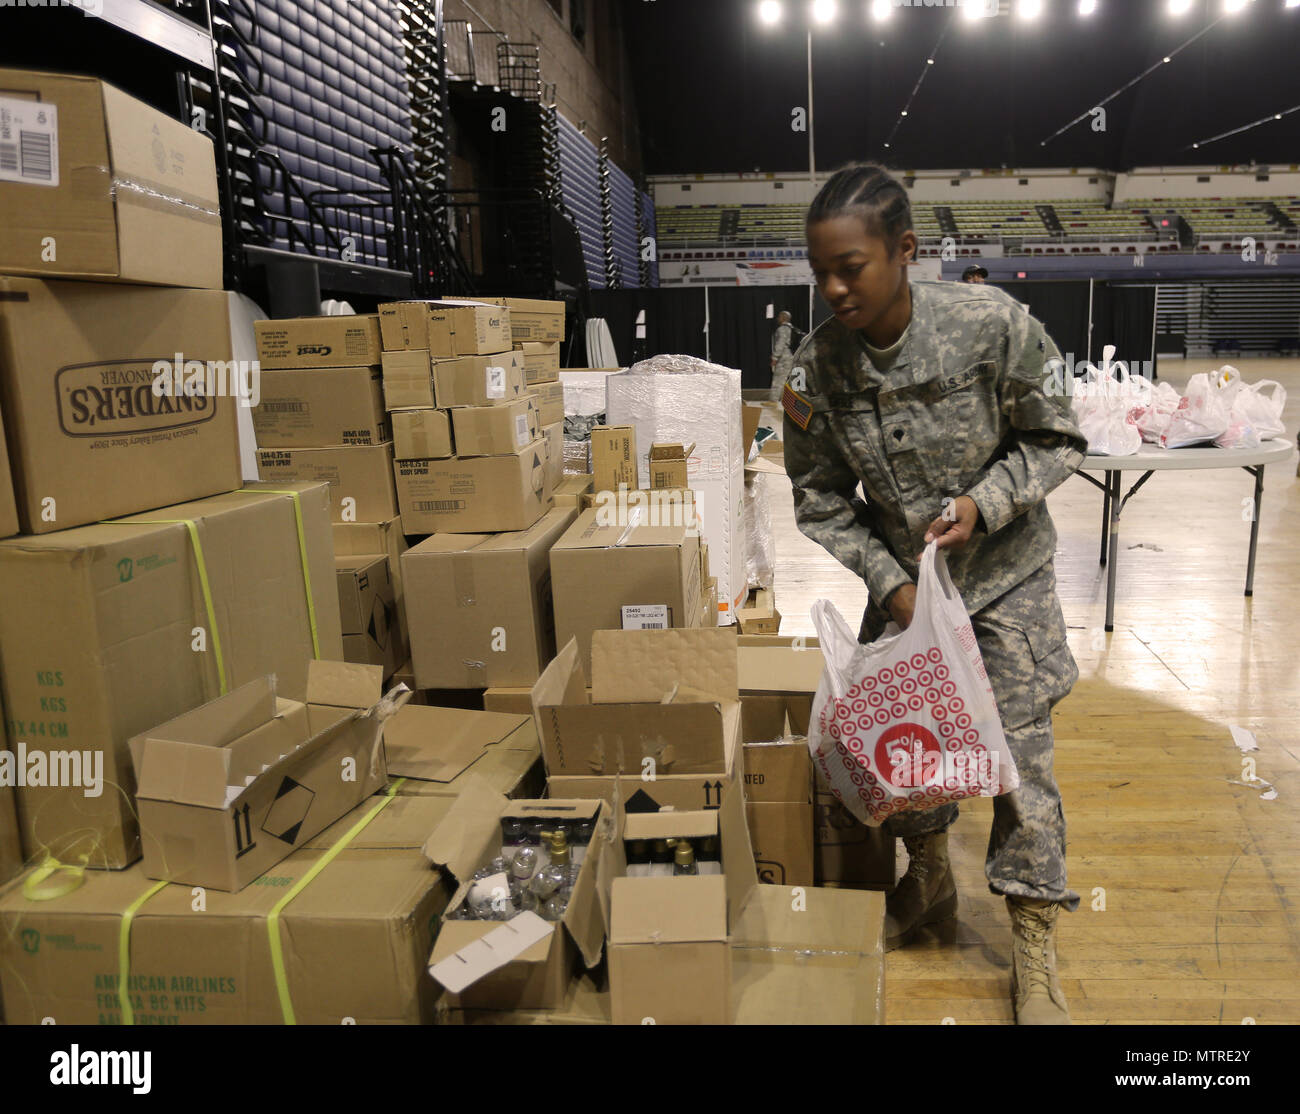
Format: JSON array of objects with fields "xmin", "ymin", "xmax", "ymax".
[{"xmin": 1079, "ymin": 438, "xmax": 1295, "ymax": 472}]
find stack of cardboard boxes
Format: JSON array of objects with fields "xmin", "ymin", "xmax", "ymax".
[
  {"xmin": 383, "ymin": 298, "xmax": 559, "ymax": 535},
  {"xmin": 250, "ymin": 314, "xmax": 407, "ymax": 681},
  {"xmin": 0, "ymin": 71, "xmax": 351, "ymax": 880}
]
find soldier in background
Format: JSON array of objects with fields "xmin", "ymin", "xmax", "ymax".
[
  {"xmin": 770, "ymin": 310, "xmax": 801, "ymax": 401},
  {"xmin": 962, "ymin": 263, "xmax": 989, "ymax": 284},
  {"xmin": 783, "ymin": 163, "xmax": 1087, "ymax": 1025}
]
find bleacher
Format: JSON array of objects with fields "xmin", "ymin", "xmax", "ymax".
[{"xmin": 653, "ymin": 195, "xmax": 1300, "ymax": 258}]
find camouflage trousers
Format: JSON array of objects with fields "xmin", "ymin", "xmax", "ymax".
[
  {"xmin": 770, "ymin": 355, "xmax": 795, "ymax": 401},
  {"xmin": 875, "ymin": 561, "xmax": 1080, "ymax": 911}
]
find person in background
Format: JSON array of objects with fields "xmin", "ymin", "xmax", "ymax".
[
  {"xmin": 770, "ymin": 310, "xmax": 802, "ymax": 401},
  {"xmin": 962, "ymin": 263, "xmax": 989, "ymax": 284},
  {"xmin": 783, "ymin": 163, "xmax": 1087, "ymax": 1025}
]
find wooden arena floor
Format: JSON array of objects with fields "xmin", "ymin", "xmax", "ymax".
[{"xmin": 764, "ymin": 357, "xmax": 1300, "ymax": 1025}]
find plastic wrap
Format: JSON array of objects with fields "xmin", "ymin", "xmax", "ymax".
[
  {"xmin": 744, "ymin": 470, "xmax": 776, "ymax": 591},
  {"xmin": 608, "ymin": 355, "xmax": 746, "ymax": 623}
]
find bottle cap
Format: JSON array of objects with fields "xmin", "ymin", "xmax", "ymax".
[{"xmin": 674, "ymin": 841, "xmax": 695, "ymax": 867}]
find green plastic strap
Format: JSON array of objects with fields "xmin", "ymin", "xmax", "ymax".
[
  {"xmin": 238, "ymin": 488, "xmax": 322, "ymax": 660},
  {"xmin": 109, "ymin": 516, "xmax": 229, "ymax": 696},
  {"xmin": 118, "ymin": 880, "xmax": 169, "ymax": 1025},
  {"xmin": 21, "ymin": 854, "xmax": 87, "ymax": 902},
  {"xmin": 266, "ymin": 780, "xmax": 407, "ymax": 1025}
]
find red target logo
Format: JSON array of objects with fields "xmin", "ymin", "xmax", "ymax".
[{"xmin": 875, "ymin": 723, "xmax": 942, "ymax": 789}]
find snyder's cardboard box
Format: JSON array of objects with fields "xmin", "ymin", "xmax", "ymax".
[
  {"xmin": 391, "ymin": 408, "xmax": 453, "ymax": 460},
  {"xmin": 435, "ymin": 969, "xmax": 611, "ymax": 1025},
  {"xmin": 434, "ymin": 351, "xmax": 528, "ymax": 408},
  {"xmin": 380, "ymin": 300, "xmax": 512, "ymax": 358},
  {"xmin": 337, "ymin": 555, "xmax": 402, "ymax": 679},
  {"xmin": 0, "ymin": 394, "xmax": 17, "ymax": 539},
  {"xmin": 532, "ymin": 629, "xmax": 740, "ymax": 779},
  {"xmin": 382, "ymin": 350, "xmax": 438, "ymax": 411},
  {"xmin": 0, "ymin": 277, "xmax": 242, "ymax": 534},
  {"xmin": 257, "ymin": 443, "xmax": 399, "ymax": 524},
  {"xmin": 254, "ymin": 315, "xmax": 383, "ymax": 370},
  {"xmin": 0, "ymin": 793, "xmax": 454, "ymax": 1024},
  {"xmin": 402, "ymin": 508, "xmax": 575, "ymax": 689},
  {"xmin": 0, "ymin": 69, "xmax": 221, "ymax": 288},
  {"xmin": 128, "ymin": 663, "xmax": 397, "ymax": 892},
  {"xmin": 591, "ymin": 425, "xmax": 638, "ymax": 493},
  {"xmin": 473, "ymin": 297, "xmax": 565, "ymax": 343},
  {"xmin": 746, "ymin": 802, "xmax": 814, "ymax": 887},
  {"xmin": 534, "ymin": 380, "xmax": 565, "ymax": 427},
  {"xmin": 608, "ymin": 787, "xmax": 757, "ymax": 1026},
  {"xmin": 394, "ymin": 441, "xmax": 552, "ymax": 535},
  {"xmin": 519, "ymin": 341, "xmax": 561, "ymax": 385},
  {"xmin": 550, "ymin": 508, "xmax": 702, "ymax": 674},
  {"xmin": 736, "ymin": 587, "xmax": 781, "ymax": 635},
  {"xmin": 0, "ymin": 483, "xmax": 344, "ymax": 868},
  {"xmin": 253, "ymin": 366, "xmax": 389, "ymax": 448},
  {"xmin": 425, "ymin": 786, "xmax": 610, "ymax": 1011},
  {"xmin": 452, "ymin": 396, "xmax": 540, "ymax": 458},
  {"xmin": 384, "ymin": 705, "xmax": 544, "ymax": 801}
]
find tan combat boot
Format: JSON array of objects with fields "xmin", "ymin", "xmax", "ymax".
[
  {"xmin": 884, "ymin": 832, "xmax": 957, "ymax": 951},
  {"xmin": 1007, "ymin": 895, "xmax": 1071, "ymax": 1025}
]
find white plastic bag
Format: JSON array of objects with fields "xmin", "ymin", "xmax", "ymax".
[
  {"xmin": 1152, "ymin": 372, "xmax": 1231, "ymax": 449},
  {"xmin": 1213, "ymin": 366, "xmax": 1287, "ymax": 449},
  {"xmin": 1133, "ymin": 380, "xmax": 1183, "ymax": 444},
  {"xmin": 807, "ymin": 543, "xmax": 1019, "ymax": 827},
  {"xmin": 1071, "ymin": 361, "xmax": 1146, "ymax": 456}
]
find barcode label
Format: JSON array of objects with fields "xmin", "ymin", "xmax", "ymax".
[
  {"xmin": 262, "ymin": 401, "xmax": 307, "ymax": 413},
  {"xmin": 485, "ymin": 366, "xmax": 506, "ymax": 399},
  {"xmin": 416, "ymin": 499, "xmax": 465, "ymax": 513},
  {"xmin": 621, "ymin": 605, "xmax": 670, "ymax": 631},
  {"xmin": 514, "ymin": 414, "xmax": 529, "ymax": 446},
  {"xmin": 0, "ymin": 97, "xmax": 59, "ymax": 187}
]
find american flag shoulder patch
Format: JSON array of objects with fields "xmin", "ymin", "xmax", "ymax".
[{"xmin": 782, "ymin": 383, "xmax": 813, "ymax": 430}]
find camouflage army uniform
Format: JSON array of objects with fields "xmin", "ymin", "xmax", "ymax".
[
  {"xmin": 771, "ymin": 322, "xmax": 797, "ymax": 401},
  {"xmin": 784, "ymin": 279, "xmax": 1086, "ymax": 911}
]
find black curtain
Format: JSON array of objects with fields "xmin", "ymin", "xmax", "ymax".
[
  {"xmin": 583, "ymin": 288, "xmax": 810, "ymax": 386},
  {"xmin": 582, "ymin": 288, "xmax": 708, "ymax": 368},
  {"xmin": 993, "ymin": 281, "xmax": 1092, "ymax": 370},
  {"xmin": 709, "ymin": 288, "xmax": 811, "ymax": 389},
  {"xmin": 1091, "ymin": 284, "xmax": 1157, "ymax": 379}
]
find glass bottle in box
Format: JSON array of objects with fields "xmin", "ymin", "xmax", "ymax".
[
  {"xmin": 532, "ymin": 831, "xmax": 574, "ymax": 919},
  {"xmin": 625, "ymin": 838, "xmax": 650, "ymax": 878},
  {"xmin": 501, "ymin": 818, "xmax": 527, "ymax": 865},
  {"xmin": 650, "ymin": 838, "xmax": 674, "ymax": 878},
  {"xmin": 673, "ymin": 839, "xmax": 698, "ymax": 876},
  {"xmin": 571, "ymin": 818, "xmax": 595, "ymax": 867}
]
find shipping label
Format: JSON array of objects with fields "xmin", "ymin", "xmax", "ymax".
[{"xmin": 0, "ymin": 95, "xmax": 59, "ymax": 187}]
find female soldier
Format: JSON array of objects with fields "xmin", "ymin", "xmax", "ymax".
[{"xmin": 783, "ymin": 164, "xmax": 1087, "ymax": 1026}]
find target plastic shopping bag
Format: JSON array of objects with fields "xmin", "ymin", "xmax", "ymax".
[{"xmin": 807, "ymin": 543, "xmax": 1019, "ymax": 827}]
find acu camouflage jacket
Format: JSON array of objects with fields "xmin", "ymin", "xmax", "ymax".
[{"xmin": 784, "ymin": 279, "xmax": 1087, "ymax": 623}]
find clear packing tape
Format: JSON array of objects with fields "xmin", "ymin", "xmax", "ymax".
[
  {"xmin": 111, "ymin": 175, "xmax": 222, "ymax": 225},
  {"xmin": 744, "ymin": 470, "xmax": 776, "ymax": 592}
]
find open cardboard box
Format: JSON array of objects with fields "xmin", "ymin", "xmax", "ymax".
[
  {"xmin": 424, "ymin": 781, "xmax": 611, "ymax": 1011},
  {"xmin": 530, "ymin": 628, "xmax": 741, "ymax": 778},
  {"xmin": 384, "ymin": 704, "xmax": 544, "ymax": 801},
  {"xmin": 606, "ymin": 785, "xmax": 757, "ymax": 1026},
  {"xmin": 127, "ymin": 662, "xmax": 405, "ymax": 892}
]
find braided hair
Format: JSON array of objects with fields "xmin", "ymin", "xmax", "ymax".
[{"xmin": 807, "ymin": 163, "xmax": 913, "ymax": 259}]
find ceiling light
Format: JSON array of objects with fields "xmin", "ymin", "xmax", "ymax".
[
  {"xmin": 870, "ymin": 0, "xmax": 892, "ymax": 20},
  {"xmin": 758, "ymin": 0, "xmax": 783, "ymax": 25},
  {"xmin": 1018, "ymin": 0, "xmax": 1044, "ymax": 18},
  {"xmin": 1223, "ymin": 0, "xmax": 1250, "ymax": 12},
  {"xmin": 1078, "ymin": 0, "xmax": 1098, "ymax": 12},
  {"xmin": 812, "ymin": 0, "xmax": 838, "ymax": 24},
  {"xmin": 1168, "ymin": 0, "xmax": 1192, "ymax": 14}
]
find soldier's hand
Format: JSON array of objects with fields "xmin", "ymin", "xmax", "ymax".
[
  {"xmin": 923, "ymin": 495, "xmax": 980, "ymax": 554},
  {"xmin": 887, "ymin": 584, "xmax": 917, "ymax": 631}
]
